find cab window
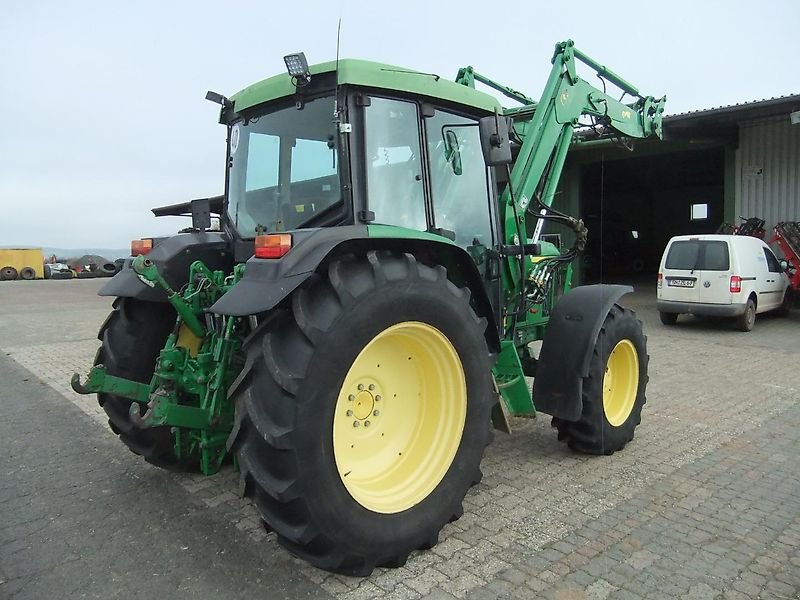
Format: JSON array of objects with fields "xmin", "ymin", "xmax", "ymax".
[
  {"xmin": 363, "ymin": 98, "xmax": 426, "ymax": 231},
  {"xmin": 425, "ymin": 111, "xmax": 494, "ymax": 249}
]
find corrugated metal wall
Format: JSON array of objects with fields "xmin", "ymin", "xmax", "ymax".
[{"xmin": 736, "ymin": 116, "xmax": 800, "ymax": 232}]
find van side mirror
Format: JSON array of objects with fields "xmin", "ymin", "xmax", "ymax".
[
  {"xmin": 780, "ymin": 259, "xmax": 790, "ymax": 272},
  {"xmin": 478, "ymin": 113, "xmax": 512, "ymax": 166}
]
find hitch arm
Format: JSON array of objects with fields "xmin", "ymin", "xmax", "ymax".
[{"xmin": 70, "ymin": 366, "xmax": 151, "ymax": 403}]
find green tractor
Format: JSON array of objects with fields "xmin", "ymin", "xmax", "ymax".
[{"xmin": 73, "ymin": 41, "xmax": 665, "ymax": 575}]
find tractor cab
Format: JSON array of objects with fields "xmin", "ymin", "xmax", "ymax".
[{"xmin": 220, "ymin": 56, "xmax": 503, "ymax": 252}]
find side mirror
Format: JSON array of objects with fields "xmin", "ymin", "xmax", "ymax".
[
  {"xmin": 443, "ymin": 129, "xmax": 463, "ymax": 176},
  {"xmin": 478, "ymin": 113, "xmax": 512, "ymax": 166},
  {"xmin": 780, "ymin": 259, "xmax": 790, "ymax": 272}
]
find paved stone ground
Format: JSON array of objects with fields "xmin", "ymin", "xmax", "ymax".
[{"xmin": 1, "ymin": 278, "xmax": 799, "ymax": 599}]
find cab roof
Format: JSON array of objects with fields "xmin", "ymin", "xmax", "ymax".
[{"xmin": 231, "ymin": 58, "xmax": 502, "ymax": 114}]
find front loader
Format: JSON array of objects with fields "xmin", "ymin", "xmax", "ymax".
[{"xmin": 73, "ymin": 41, "xmax": 665, "ymax": 575}]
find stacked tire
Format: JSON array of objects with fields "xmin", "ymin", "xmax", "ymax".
[{"xmin": 0, "ymin": 266, "xmax": 18, "ymax": 281}]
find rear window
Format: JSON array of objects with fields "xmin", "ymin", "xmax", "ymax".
[{"xmin": 665, "ymin": 240, "xmax": 730, "ymax": 271}]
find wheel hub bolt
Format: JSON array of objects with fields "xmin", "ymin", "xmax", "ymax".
[
  {"xmin": 348, "ymin": 394, "xmax": 355, "ymax": 401},
  {"xmin": 353, "ymin": 421, "xmax": 360, "ymax": 427},
  {"xmin": 357, "ymin": 384, "xmax": 364, "ymax": 391},
  {"xmin": 375, "ymin": 395, "xmax": 381, "ymax": 401},
  {"xmin": 373, "ymin": 410, "xmax": 380, "ymax": 416},
  {"xmin": 364, "ymin": 420, "xmax": 371, "ymax": 427},
  {"xmin": 346, "ymin": 410, "xmax": 353, "ymax": 417},
  {"xmin": 368, "ymin": 384, "xmax": 375, "ymax": 391}
]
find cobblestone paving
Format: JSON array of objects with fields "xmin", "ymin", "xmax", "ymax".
[{"xmin": 1, "ymin": 279, "xmax": 799, "ymax": 599}]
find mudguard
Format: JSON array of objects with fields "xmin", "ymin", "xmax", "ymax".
[
  {"xmin": 210, "ymin": 225, "xmax": 500, "ymax": 352},
  {"xmin": 532, "ymin": 284, "xmax": 633, "ymax": 421},
  {"xmin": 98, "ymin": 232, "xmax": 232, "ymax": 302}
]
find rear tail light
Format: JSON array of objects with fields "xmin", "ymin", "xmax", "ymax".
[
  {"xmin": 657, "ymin": 272, "xmax": 663, "ymax": 289},
  {"xmin": 255, "ymin": 234, "xmax": 292, "ymax": 259},
  {"xmin": 730, "ymin": 275, "xmax": 742, "ymax": 293},
  {"xmin": 131, "ymin": 238, "xmax": 153, "ymax": 256}
]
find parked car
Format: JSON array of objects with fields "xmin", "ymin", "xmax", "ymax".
[{"xmin": 657, "ymin": 234, "xmax": 791, "ymax": 331}]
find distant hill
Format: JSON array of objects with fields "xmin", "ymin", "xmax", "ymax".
[{"xmin": 42, "ymin": 247, "xmax": 130, "ymax": 260}]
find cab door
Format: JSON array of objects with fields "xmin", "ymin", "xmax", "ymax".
[{"xmin": 423, "ymin": 108, "xmax": 499, "ymax": 312}]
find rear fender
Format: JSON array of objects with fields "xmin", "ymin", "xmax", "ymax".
[
  {"xmin": 98, "ymin": 232, "xmax": 232, "ymax": 302},
  {"xmin": 210, "ymin": 226, "xmax": 500, "ymax": 353},
  {"xmin": 532, "ymin": 284, "xmax": 633, "ymax": 420}
]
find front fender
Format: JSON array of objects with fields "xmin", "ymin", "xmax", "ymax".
[{"xmin": 532, "ymin": 284, "xmax": 633, "ymax": 421}]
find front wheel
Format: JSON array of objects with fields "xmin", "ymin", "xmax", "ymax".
[
  {"xmin": 553, "ymin": 305, "xmax": 648, "ymax": 455},
  {"xmin": 776, "ymin": 289, "xmax": 793, "ymax": 317},
  {"xmin": 228, "ymin": 251, "xmax": 494, "ymax": 575}
]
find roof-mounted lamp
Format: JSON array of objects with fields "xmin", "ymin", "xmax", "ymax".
[{"xmin": 284, "ymin": 52, "xmax": 311, "ymax": 85}]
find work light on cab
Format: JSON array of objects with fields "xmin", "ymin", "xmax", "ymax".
[
  {"xmin": 255, "ymin": 234, "xmax": 292, "ymax": 259},
  {"xmin": 284, "ymin": 52, "xmax": 311, "ymax": 83}
]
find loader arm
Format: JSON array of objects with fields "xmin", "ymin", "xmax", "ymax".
[
  {"xmin": 503, "ymin": 41, "xmax": 663, "ymax": 235},
  {"xmin": 460, "ymin": 39, "xmax": 665, "ymax": 311},
  {"xmin": 459, "ymin": 40, "xmax": 664, "ymax": 418}
]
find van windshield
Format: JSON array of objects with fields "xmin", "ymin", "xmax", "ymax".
[{"xmin": 665, "ymin": 240, "xmax": 730, "ymax": 271}]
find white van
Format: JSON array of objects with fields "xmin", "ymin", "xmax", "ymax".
[{"xmin": 657, "ymin": 234, "xmax": 791, "ymax": 331}]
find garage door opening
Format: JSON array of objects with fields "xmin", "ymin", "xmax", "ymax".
[{"xmin": 579, "ymin": 148, "xmax": 724, "ymax": 283}]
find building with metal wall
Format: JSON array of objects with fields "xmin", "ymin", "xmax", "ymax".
[{"xmin": 547, "ymin": 94, "xmax": 800, "ymax": 282}]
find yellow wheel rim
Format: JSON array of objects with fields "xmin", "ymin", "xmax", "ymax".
[
  {"xmin": 602, "ymin": 339, "xmax": 639, "ymax": 427},
  {"xmin": 332, "ymin": 321, "xmax": 467, "ymax": 514}
]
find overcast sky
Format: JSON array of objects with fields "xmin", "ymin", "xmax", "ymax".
[{"xmin": 2, "ymin": 0, "xmax": 799, "ymax": 248}]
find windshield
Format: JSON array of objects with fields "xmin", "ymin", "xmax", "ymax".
[{"xmin": 227, "ymin": 96, "xmax": 341, "ymax": 236}]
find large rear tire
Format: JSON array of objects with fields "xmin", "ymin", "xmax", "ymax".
[
  {"xmin": 96, "ymin": 298, "xmax": 187, "ymax": 469},
  {"xmin": 228, "ymin": 251, "xmax": 494, "ymax": 575},
  {"xmin": 552, "ymin": 304, "xmax": 648, "ymax": 455}
]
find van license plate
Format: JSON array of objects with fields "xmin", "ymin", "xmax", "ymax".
[{"xmin": 668, "ymin": 278, "xmax": 695, "ymax": 288}]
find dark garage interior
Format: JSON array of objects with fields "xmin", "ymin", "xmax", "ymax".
[{"xmin": 577, "ymin": 148, "xmax": 725, "ymax": 282}]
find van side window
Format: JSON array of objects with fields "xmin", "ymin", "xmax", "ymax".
[{"xmin": 763, "ymin": 248, "xmax": 782, "ymax": 273}]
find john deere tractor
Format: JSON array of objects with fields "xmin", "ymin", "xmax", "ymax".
[{"xmin": 73, "ymin": 41, "xmax": 665, "ymax": 575}]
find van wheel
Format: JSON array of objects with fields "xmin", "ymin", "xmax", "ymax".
[
  {"xmin": 659, "ymin": 311, "xmax": 678, "ymax": 326},
  {"xmin": 776, "ymin": 289, "xmax": 792, "ymax": 317},
  {"xmin": 736, "ymin": 298, "xmax": 756, "ymax": 332}
]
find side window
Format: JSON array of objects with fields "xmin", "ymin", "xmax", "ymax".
[
  {"xmin": 425, "ymin": 111, "xmax": 493, "ymax": 249},
  {"xmin": 245, "ymin": 133, "xmax": 280, "ymax": 191},
  {"xmin": 291, "ymin": 139, "xmax": 337, "ymax": 183},
  {"xmin": 364, "ymin": 98, "xmax": 426, "ymax": 231},
  {"xmin": 763, "ymin": 248, "xmax": 782, "ymax": 273}
]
